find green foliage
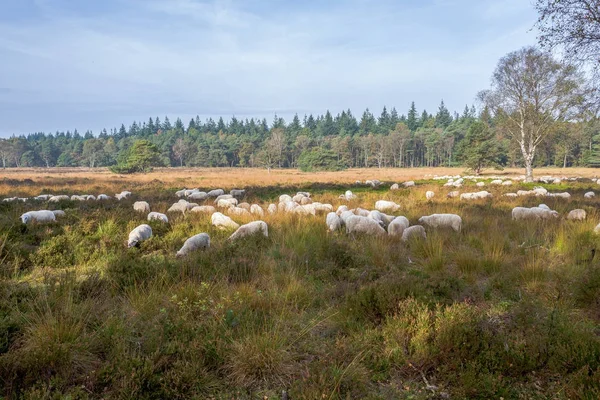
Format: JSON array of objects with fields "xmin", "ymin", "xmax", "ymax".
[
  {"xmin": 110, "ymin": 140, "xmax": 162, "ymax": 174},
  {"xmin": 297, "ymin": 148, "xmax": 346, "ymax": 172},
  {"xmin": 458, "ymin": 121, "xmax": 505, "ymax": 174}
]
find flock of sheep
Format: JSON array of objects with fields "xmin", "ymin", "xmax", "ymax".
[{"xmin": 7, "ymin": 173, "xmax": 600, "ymax": 259}]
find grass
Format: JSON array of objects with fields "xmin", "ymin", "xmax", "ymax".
[{"xmin": 0, "ymin": 168, "xmax": 600, "ymax": 398}]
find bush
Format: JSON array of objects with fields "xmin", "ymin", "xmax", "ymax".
[{"xmin": 298, "ymin": 148, "xmax": 346, "ymax": 172}]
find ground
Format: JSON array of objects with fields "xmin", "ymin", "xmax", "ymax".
[{"xmin": 0, "ymin": 167, "xmax": 599, "ymax": 399}]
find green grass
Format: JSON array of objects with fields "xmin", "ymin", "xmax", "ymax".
[{"xmin": 1, "ymin": 178, "xmax": 600, "ymax": 398}]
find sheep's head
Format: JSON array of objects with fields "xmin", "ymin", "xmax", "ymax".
[
  {"xmin": 21, "ymin": 215, "xmax": 30, "ymax": 224},
  {"xmin": 127, "ymin": 240, "xmax": 138, "ymax": 248},
  {"xmin": 417, "ymin": 216, "xmax": 425, "ymax": 224}
]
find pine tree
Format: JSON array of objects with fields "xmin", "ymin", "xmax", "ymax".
[
  {"xmin": 435, "ymin": 100, "xmax": 453, "ymax": 128},
  {"xmin": 407, "ymin": 102, "xmax": 418, "ymax": 132},
  {"xmin": 459, "ymin": 121, "xmax": 504, "ymax": 175}
]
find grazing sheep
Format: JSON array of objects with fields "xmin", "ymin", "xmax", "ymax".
[
  {"xmin": 70, "ymin": 195, "xmax": 86, "ymax": 201},
  {"xmin": 250, "ymin": 204, "xmax": 264, "ymax": 216},
  {"xmin": 388, "ymin": 216, "xmax": 410, "ymax": 237},
  {"xmin": 533, "ymin": 187, "xmax": 548, "ymax": 196},
  {"xmin": 336, "ymin": 205, "xmax": 349, "ymax": 215},
  {"xmin": 215, "ymin": 194, "xmax": 234, "ymax": 203},
  {"xmin": 366, "ymin": 179, "xmax": 381, "ymax": 188},
  {"xmin": 344, "ymin": 190, "xmax": 356, "ymax": 200},
  {"xmin": 313, "ymin": 203, "xmax": 333, "ymax": 213},
  {"xmin": 511, "ymin": 207, "xmax": 559, "ymax": 220},
  {"xmin": 34, "ymin": 194, "xmax": 53, "ymax": 201},
  {"xmin": 490, "ymin": 179, "xmax": 503, "ymax": 185},
  {"xmin": 176, "ymin": 233, "xmax": 210, "ymax": 257},
  {"xmin": 339, "ymin": 210, "xmax": 355, "ymax": 224},
  {"xmin": 594, "ymin": 223, "xmax": 600, "ymax": 234},
  {"xmin": 567, "ymin": 209, "xmax": 586, "ymax": 221},
  {"xmin": 584, "ymin": 191, "xmax": 595, "ymax": 199},
  {"xmin": 3, "ymin": 197, "xmax": 17, "ymax": 202},
  {"xmin": 425, "ymin": 191, "xmax": 435, "ymax": 200},
  {"xmin": 460, "ymin": 191, "xmax": 492, "ymax": 200},
  {"xmin": 279, "ymin": 194, "xmax": 293, "ymax": 203},
  {"xmin": 475, "ymin": 182, "xmax": 485, "ymax": 187},
  {"xmin": 188, "ymin": 191, "xmax": 209, "ymax": 201},
  {"xmin": 390, "ymin": 183, "xmax": 400, "ymax": 190},
  {"xmin": 228, "ymin": 221, "xmax": 268, "ymax": 241},
  {"xmin": 207, "ymin": 189, "xmax": 225, "ymax": 198},
  {"xmin": 375, "ymin": 200, "xmax": 400, "ymax": 213},
  {"xmin": 501, "ymin": 180, "xmax": 513, "ymax": 186},
  {"xmin": 127, "ymin": 224, "xmax": 152, "ymax": 248},
  {"xmin": 184, "ymin": 189, "xmax": 199, "ymax": 197},
  {"xmin": 293, "ymin": 205, "xmax": 316, "ymax": 216},
  {"xmin": 48, "ymin": 195, "xmax": 70, "ymax": 202},
  {"xmin": 326, "ymin": 212, "xmax": 343, "ymax": 232},
  {"xmin": 538, "ymin": 204, "xmax": 551, "ymax": 210},
  {"xmin": 85, "ymin": 195, "xmax": 96, "ymax": 201},
  {"xmin": 503, "ymin": 193, "xmax": 518, "ymax": 198},
  {"xmin": 168, "ymin": 201, "xmax": 189, "ymax": 214},
  {"xmin": 292, "ymin": 194, "xmax": 307, "ymax": 203},
  {"xmin": 447, "ymin": 191, "xmax": 460, "ymax": 198},
  {"xmin": 147, "ymin": 212, "xmax": 169, "ymax": 223},
  {"xmin": 190, "ymin": 205, "xmax": 216, "ymax": 214},
  {"xmin": 546, "ymin": 192, "xmax": 571, "ymax": 199},
  {"xmin": 354, "ymin": 207, "xmax": 370, "ymax": 217},
  {"xmin": 52, "ymin": 210, "xmax": 66, "ymax": 218},
  {"xmin": 267, "ymin": 204, "xmax": 277, "ymax": 214},
  {"xmin": 133, "ymin": 201, "xmax": 151, "ymax": 213},
  {"xmin": 402, "ymin": 181, "xmax": 415, "ymax": 188},
  {"xmin": 115, "ymin": 191, "xmax": 132, "ymax": 201},
  {"xmin": 230, "ymin": 189, "xmax": 246, "ymax": 199},
  {"xmin": 345, "ymin": 215, "xmax": 386, "ymax": 236},
  {"xmin": 237, "ymin": 202, "xmax": 251, "ymax": 211},
  {"xmin": 211, "ymin": 212, "xmax": 240, "ymax": 230},
  {"xmin": 401, "ymin": 225, "xmax": 427, "ymax": 242},
  {"xmin": 97, "ymin": 194, "xmax": 111, "ymax": 201},
  {"xmin": 175, "ymin": 189, "xmax": 187, "ymax": 198},
  {"xmin": 20, "ymin": 210, "xmax": 56, "ymax": 224},
  {"xmin": 418, "ymin": 214, "xmax": 462, "ymax": 232},
  {"xmin": 227, "ymin": 207, "xmax": 252, "ymax": 217},
  {"xmin": 217, "ymin": 198, "xmax": 237, "ymax": 208},
  {"xmin": 300, "ymin": 196, "xmax": 313, "ymax": 205}
]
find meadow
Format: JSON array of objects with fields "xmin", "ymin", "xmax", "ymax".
[{"xmin": 1, "ymin": 167, "xmax": 600, "ymax": 399}]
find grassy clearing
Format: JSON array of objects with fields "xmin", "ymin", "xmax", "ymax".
[{"xmin": 1, "ymin": 171, "xmax": 600, "ymax": 398}]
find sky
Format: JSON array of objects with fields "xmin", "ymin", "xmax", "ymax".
[{"xmin": 0, "ymin": 0, "xmax": 539, "ymax": 136}]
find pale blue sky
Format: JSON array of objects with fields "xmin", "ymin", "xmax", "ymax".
[{"xmin": 0, "ymin": 0, "xmax": 538, "ymax": 136}]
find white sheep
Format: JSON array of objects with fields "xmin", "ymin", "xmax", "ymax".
[
  {"xmin": 127, "ymin": 224, "xmax": 152, "ymax": 248},
  {"xmin": 344, "ymin": 190, "xmax": 356, "ymax": 201},
  {"xmin": 313, "ymin": 203, "xmax": 333, "ymax": 213},
  {"xmin": 267, "ymin": 204, "xmax": 277, "ymax": 214},
  {"xmin": 34, "ymin": 194, "xmax": 52, "ymax": 201},
  {"xmin": 279, "ymin": 194, "xmax": 293, "ymax": 203},
  {"xmin": 503, "ymin": 193, "xmax": 518, "ymax": 197},
  {"xmin": 175, "ymin": 189, "xmax": 187, "ymax": 198},
  {"xmin": 217, "ymin": 198, "xmax": 237, "ymax": 208},
  {"xmin": 390, "ymin": 183, "xmax": 400, "ymax": 190},
  {"xmin": 387, "ymin": 216, "xmax": 410, "ymax": 237},
  {"xmin": 188, "ymin": 192, "xmax": 209, "ymax": 201},
  {"xmin": 250, "ymin": 204, "xmax": 264, "ymax": 216},
  {"xmin": 115, "ymin": 191, "xmax": 132, "ymax": 201},
  {"xmin": 207, "ymin": 189, "xmax": 225, "ymax": 198},
  {"xmin": 227, "ymin": 207, "xmax": 252, "ymax": 217},
  {"xmin": 584, "ymin": 191, "xmax": 595, "ymax": 199},
  {"xmin": 446, "ymin": 191, "xmax": 460, "ymax": 198},
  {"xmin": 501, "ymin": 180, "xmax": 513, "ymax": 186},
  {"xmin": 52, "ymin": 210, "xmax": 66, "ymax": 218},
  {"xmin": 475, "ymin": 182, "xmax": 485, "ymax": 187},
  {"xmin": 211, "ymin": 212, "xmax": 240, "ymax": 230},
  {"xmin": 237, "ymin": 202, "xmax": 251, "ymax": 211},
  {"xmin": 20, "ymin": 210, "xmax": 56, "ymax": 224},
  {"xmin": 297, "ymin": 191, "xmax": 311, "ymax": 198},
  {"xmin": 401, "ymin": 225, "xmax": 427, "ymax": 242},
  {"xmin": 70, "ymin": 195, "xmax": 86, "ymax": 201},
  {"xmin": 546, "ymin": 192, "xmax": 571, "ymax": 199},
  {"xmin": 147, "ymin": 212, "xmax": 168, "ymax": 223},
  {"xmin": 176, "ymin": 233, "xmax": 210, "ymax": 256},
  {"xmin": 460, "ymin": 191, "xmax": 492, "ymax": 200},
  {"xmin": 326, "ymin": 212, "xmax": 343, "ymax": 232},
  {"xmin": 345, "ymin": 215, "xmax": 386, "ymax": 236},
  {"xmin": 418, "ymin": 214, "xmax": 462, "ymax": 232},
  {"xmin": 354, "ymin": 207, "xmax": 370, "ymax": 217},
  {"xmin": 168, "ymin": 201, "xmax": 189, "ymax": 214},
  {"xmin": 228, "ymin": 221, "xmax": 268, "ymax": 241},
  {"xmin": 184, "ymin": 189, "xmax": 199, "ymax": 197},
  {"xmin": 97, "ymin": 194, "xmax": 111, "ymax": 201},
  {"xmin": 490, "ymin": 179, "xmax": 503, "ymax": 185},
  {"xmin": 511, "ymin": 207, "xmax": 559, "ymax": 220},
  {"xmin": 215, "ymin": 194, "xmax": 234, "ymax": 203},
  {"xmin": 230, "ymin": 189, "xmax": 246, "ymax": 199},
  {"xmin": 85, "ymin": 195, "xmax": 96, "ymax": 201},
  {"xmin": 594, "ymin": 223, "xmax": 600, "ymax": 234},
  {"xmin": 402, "ymin": 181, "xmax": 415, "ymax": 188},
  {"xmin": 133, "ymin": 201, "xmax": 150, "ymax": 213},
  {"xmin": 538, "ymin": 204, "xmax": 551, "ymax": 210},
  {"xmin": 567, "ymin": 209, "xmax": 586, "ymax": 221},
  {"xmin": 299, "ymin": 197, "xmax": 313, "ymax": 205},
  {"xmin": 375, "ymin": 200, "xmax": 400, "ymax": 213},
  {"xmin": 190, "ymin": 205, "xmax": 216, "ymax": 214},
  {"xmin": 339, "ymin": 210, "xmax": 355, "ymax": 224},
  {"xmin": 292, "ymin": 194, "xmax": 307, "ymax": 203},
  {"xmin": 293, "ymin": 205, "xmax": 316, "ymax": 216},
  {"xmin": 336, "ymin": 205, "xmax": 349, "ymax": 215},
  {"xmin": 48, "ymin": 195, "xmax": 69, "ymax": 202},
  {"xmin": 425, "ymin": 191, "xmax": 435, "ymax": 200}
]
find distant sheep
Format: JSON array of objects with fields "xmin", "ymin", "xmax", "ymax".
[
  {"xmin": 97, "ymin": 194, "xmax": 111, "ymax": 201},
  {"xmin": 300, "ymin": 197, "xmax": 313, "ymax": 205},
  {"xmin": 387, "ymin": 216, "xmax": 410, "ymax": 237},
  {"xmin": 211, "ymin": 212, "xmax": 240, "ymax": 230},
  {"xmin": 390, "ymin": 183, "xmax": 400, "ymax": 190},
  {"xmin": 71, "ymin": 195, "xmax": 86, "ymax": 201},
  {"xmin": 250, "ymin": 204, "xmax": 264, "ymax": 216},
  {"xmin": 336, "ymin": 205, "xmax": 349, "ymax": 215},
  {"xmin": 52, "ymin": 210, "xmax": 66, "ymax": 218},
  {"xmin": 230, "ymin": 189, "xmax": 246, "ymax": 199},
  {"xmin": 175, "ymin": 189, "xmax": 187, "ymax": 198},
  {"xmin": 425, "ymin": 191, "xmax": 435, "ymax": 200},
  {"xmin": 207, "ymin": 189, "xmax": 225, "ymax": 198},
  {"xmin": 345, "ymin": 215, "xmax": 386, "ymax": 236},
  {"xmin": 48, "ymin": 195, "xmax": 69, "ymax": 202},
  {"xmin": 475, "ymin": 182, "xmax": 485, "ymax": 187},
  {"xmin": 20, "ymin": 210, "xmax": 56, "ymax": 224},
  {"xmin": 115, "ymin": 191, "xmax": 132, "ymax": 201},
  {"xmin": 133, "ymin": 201, "xmax": 150, "ymax": 213},
  {"xmin": 402, "ymin": 181, "xmax": 415, "ymax": 188},
  {"xmin": 501, "ymin": 180, "xmax": 513, "ymax": 186},
  {"xmin": 190, "ymin": 205, "xmax": 216, "ymax": 214},
  {"xmin": 511, "ymin": 207, "xmax": 559, "ymax": 220},
  {"xmin": 401, "ymin": 225, "xmax": 427, "ymax": 242},
  {"xmin": 313, "ymin": 203, "xmax": 333, "ymax": 213},
  {"xmin": 446, "ymin": 191, "xmax": 460, "ymax": 198},
  {"xmin": 147, "ymin": 212, "xmax": 168, "ymax": 223},
  {"xmin": 297, "ymin": 191, "xmax": 311, "ymax": 198},
  {"xmin": 227, "ymin": 207, "xmax": 252, "ymax": 217},
  {"xmin": 546, "ymin": 192, "xmax": 571, "ymax": 199},
  {"xmin": 217, "ymin": 198, "xmax": 237, "ymax": 208},
  {"xmin": 326, "ymin": 212, "xmax": 343, "ymax": 232},
  {"xmin": 490, "ymin": 179, "xmax": 503, "ymax": 185},
  {"xmin": 267, "ymin": 204, "xmax": 277, "ymax": 214},
  {"xmin": 584, "ymin": 191, "xmax": 595, "ymax": 199},
  {"xmin": 375, "ymin": 200, "xmax": 400, "ymax": 213},
  {"xmin": 228, "ymin": 221, "xmax": 268, "ymax": 241},
  {"xmin": 215, "ymin": 194, "xmax": 234, "ymax": 203},
  {"xmin": 176, "ymin": 233, "xmax": 210, "ymax": 257},
  {"xmin": 127, "ymin": 224, "xmax": 152, "ymax": 248},
  {"xmin": 567, "ymin": 209, "xmax": 586, "ymax": 221},
  {"xmin": 343, "ymin": 190, "xmax": 356, "ymax": 200},
  {"xmin": 34, "ymin": 194, "xmax": 52, "ymax": 201},
  {"xmin": 237, "ymin": 202, "xmax": 251, "ymax": 211},
  {"xmin": 279, "ymin": 194, "xmax": 293, "ymax": 203},
  {"xmin": 418, "ymin": 213, "xmax": 462, "ymax": 232},
  {"xmin": 460, "ymin": 191, "xmax": 492, "ymax": 200},
  {"xmin": 188, "ymin": 191, "xmax": 209, "ymax": 201},
  {"xmin": 503, "ymin": 193, "xmax": 518, "ymax": 198}
]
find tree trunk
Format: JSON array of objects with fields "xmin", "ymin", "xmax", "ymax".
[
  {"xmin": 563, "ymin": 152, "xmax": 567, "ymax": 168},
  {"xmin": 525, "ymin": 162, "xmax": 534, "ymax": 182}
]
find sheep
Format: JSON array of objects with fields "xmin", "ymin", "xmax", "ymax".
[
  {"xmin": 267, "ymin": 204, "xmax": 277, "ymax": 214},
  {"xmin": 51, "ymin": 210, "xmax": 66, "ymax": 218},
  {"xmin": 168, "ymin": 201, "xmax": 188, "ymax": 214},
  {"xmin": 188, "ymin": 191, "xmax": 209, "ymax": 201},
  {"xmin": 211, "ymin": 212, "xmax": 240, "ymax": 230},
  {"xmin": 533, "ymin": 187, "xmax": 548, "ymax": 196},
  {"xmin": 546, "ymin": 192, "xmax": 571, "ymax": 199},
  {"xmin": 176, "ymin": 233, "xmax": 210, "ymax": 257},
  {"xmin": 503, "ymin": 193, "xmax": 518, "ymax": 198},
  {"xmin": 292, "ymin": 194, "xmax": 307, "ymax": 203},
  {"xmin": 567, "ymin": 209, "xmax": 586, "ymax": 221},
  {"xmin": 215, "ymin": 194, "xmax": 234, "ymax": 203},
  {"xmin": 300, "ymin": 197, "xmax": 313, "ymax": 205},
  {"xmin": 375, "ymin": 200, "xmax": 400, "ymax": 213},
  {"xmin": 279, "ymin": 194, "xmax": 293, "ymax": 203},
  {"xmin": 390, "ymin": 183, "xmax": 400, "ymax": 190},
  {"xmin": 511, "ymin": 207, "xmax": 559, "ymax": 220},
  {"xmin": 175, "ymin": 189, "xmax": 187, "ymax": 198},
  {"xmin": 326, "ymin": 212, "xmax": 343, "ymax": 232},
  {"xmin": 20, "ymin": 210, "xmax": 56, "ymax": 224},
  {"xmin": 17, "ymin": 198, "xmax": 27, "ymax": 202},
  {"xmin": 501, "ymin": 180, "xmax": 513, "ymax": 186},
  {"xmin": 388, "ymin": 216, "xmax": 410, "ymax": 237},
  {"xmin": 250, "ymin": 204, "xmax": 264, "ymax": 216},
  {"xmin": 418, "ymin": 214, "xmax": 462, "ymax": 232},
  {"xmin": 490, "ymin": 179, "xmax": 503, "ymax": 185},
  {"xmin": 48, "ymin": 195, "xmax": 69, "ymax": 202},
  {"xmin": 366, "ymin": 179, "xmax": 381, "ymax": 188},
  {"xmin": 147, "ymin": 212, "xmax": 169, "ymax": 223},
  {"xmin": 538, "ymin": 204, "xmax": 551, "ymax": 210},
  {"xmin": 230, "ymin": 189, "xmax": 246, "ymax": 199},
  {"xmin": 312, "ymin": 203, "xmax": 333, "ymax": 213},
  {"xmin": 293, "ymin": 205, "xmax": 316, "ymax": 216},
  {"xmin": 339, "ymin": 210, "xmax": 355, "ymax": 224},
  {"xmin": 227, "ymin": 207, "xmax": 252, "ymax": 217},
  {"xmin": 217, "ymin": 198, "xmax": 237, "ymax": 208},
  {"xmin": 584, "ymin": 191, "xmax": 595, "ymax": 199},
  {"xmin": 447, "ymin": 191, "xmax": 460, "ymax": 198},
  {"xmin": 594, "ymin": 223, "xmax": 600, "ymax": 234},
  {"xmin": 85, "ymin": 195, "xmax": 96, "ymax": 201},
  {"xmin": 34, "ymin": 194, "xmax": 53, "ymax": 201},
  {"xmin": 475, "ymin": 182, "xmax": 485, "ymax": 187},
  {"xmin": 133, "ymin": 201, "xmax": 151, "ymax": 213},
  {"xmin": 207, "ymin": 189, "xmax": 225, "ymax": 198},
  {"xmin": 127, "ymin": 224, "xmax": 152, "ymax": 248},
  {"xmin": 336, "ymin": 205, "xmax": 349, "ymax": 215},
  {"xmin": 425, "ymin": 191, "xmax": 435, "ymax": 200},
  {"xmin": 297, "ymin": 191, "xmax": 311, "ymax": 198},
  {"xmin": 115, "ymin": 191, "xmax": 132, "ymax": 201},
  {"xmin": 401, "ymin": 225, "xmax": 427, "ymax": 242},
  {"xmin": 402, "ymin": 181, "xmax": 415, "ymax": 188},
  {"xmin": 460, "ymin": 191, "xmax": 492, "ymax": 200},
  {"xmin": 237, "ymin": 202, "xmax": 251, "ymax": 211},
  {"xmin": 190, "ymin": 205, "xmax": 216, "ymax": 214},
  {"xmin": 368, "ymin": 210, "xmax": 387, "ymax": 227},
  {"xmin": 2, "ymin": 197, "xmax": 17, "ymax": 203},
  {"xmin": 354, "ymin": 207, "xmax": 370, "ymax": 217},
  {"xmin": 345, "ymin": 215, "xmax": 386, "ymax": 235},
  {"xmin": 344, "ymin": 190, "xmax": 356, "ymax": 200},
  {"xmin": 228, "ymin": 221, "xmax": 268, "ymax": 241},
  {"xmin": 97, "ymin": 194, "xmax": 111, "ymax": 201}
]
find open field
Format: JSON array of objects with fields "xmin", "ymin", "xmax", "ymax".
[{"xmin": 1, "ymin": 168, "xmax": 600, "ymax": 398}]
